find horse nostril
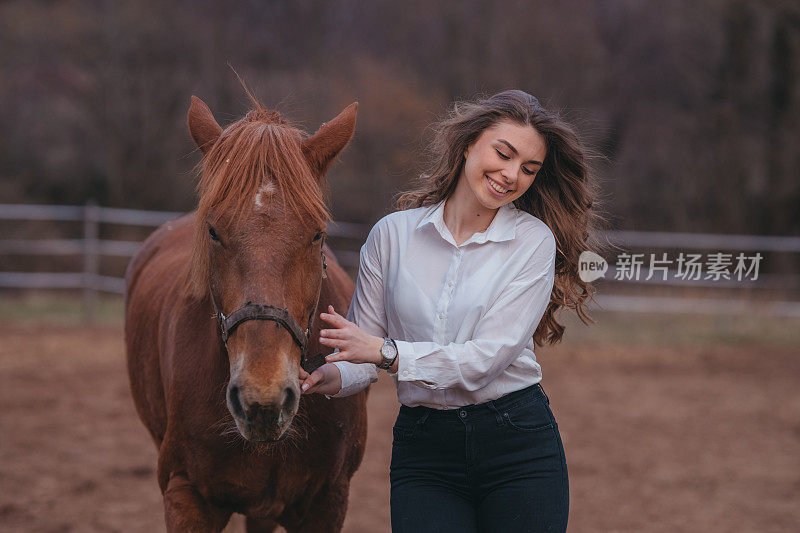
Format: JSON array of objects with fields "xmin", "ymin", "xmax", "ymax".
[
  {"xmin": 282, "ymin": 386, "xmax": 297, "ymax": 412},
  {"xmin": 228, "ymin": 385, "xmax": 245, "ymax": 419}
]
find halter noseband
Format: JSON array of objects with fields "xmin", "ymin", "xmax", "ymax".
[{"xmin": 209, "ymin": 249, "xmax": 328, "ymax": 373}]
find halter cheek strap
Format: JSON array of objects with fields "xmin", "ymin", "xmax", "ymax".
[{"xmin": 209, "ymin": 248, "xmax": 329, "ymax": 373}]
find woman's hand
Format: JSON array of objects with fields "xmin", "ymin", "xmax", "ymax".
[
  {"xmin": 318, "ymin": 305, "xmax": 384, "ymax": 365},
  {"xmin": 299, "ymin": 363, "xmax": 342, "ymax": 396}
]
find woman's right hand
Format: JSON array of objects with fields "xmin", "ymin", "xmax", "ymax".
[{"xmin": 299, "ymin": 362, "xmax": 342, "ymax": 396}]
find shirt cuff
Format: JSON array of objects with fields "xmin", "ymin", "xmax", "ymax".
[
  {"xmin": 328, "ymin": 360, "xmax": 378, "ymax": 398},
  {"xmin": 393, "ymin": 340, "xmax": 437, "ymax": 389}
]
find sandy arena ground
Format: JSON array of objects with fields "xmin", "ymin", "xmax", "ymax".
[{"xmin": 1, "ymin": 317, "xmax": 798, "ymax": 532}]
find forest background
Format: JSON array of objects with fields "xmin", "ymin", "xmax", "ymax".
[{"xmin": 2, "ymin": 0, "xmax": 798, "ymax": 236}]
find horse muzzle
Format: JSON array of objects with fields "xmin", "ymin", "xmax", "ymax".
[{"xmin": 226, "ymin": 382, "xmax": 299, "ymax": 441}]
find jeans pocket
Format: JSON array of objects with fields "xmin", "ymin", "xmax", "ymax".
[
  {"xmin": 392, "ymin": 409, "xmax": 428, "ymax": 445},
  {"xmin": 502, "ymin": 396, "xmax": 554, "ymax": 433},
  {"xmin": 392, "ymin": 424, "xmax": 417, "ymax": 444}
]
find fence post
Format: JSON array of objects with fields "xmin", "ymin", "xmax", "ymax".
[{"xmin": 82, "ymin": 200, "xmax": 99, "ymax": 322}]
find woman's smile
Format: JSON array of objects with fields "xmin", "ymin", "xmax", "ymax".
[{"xmin": 485, "ymin": 174, "xmax": 513, "ymax": 197}]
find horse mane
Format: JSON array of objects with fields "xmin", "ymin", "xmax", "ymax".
[{"xmin": 182, "ymin": 99, "xmax": 333, "ymax": 300}]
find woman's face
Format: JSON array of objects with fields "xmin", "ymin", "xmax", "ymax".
[{"xmin": 461, "ymin": 120, "xmax": 547, "ymax": 210}]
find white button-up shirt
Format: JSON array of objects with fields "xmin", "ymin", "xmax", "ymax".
[{"xmin": 329, "ymin": 199, "xmax": 556, "ymax": 409}]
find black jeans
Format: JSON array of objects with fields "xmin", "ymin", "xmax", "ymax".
[{"xmin": 389, "ymin": 383, "xmax": 569, "ymax": 532}]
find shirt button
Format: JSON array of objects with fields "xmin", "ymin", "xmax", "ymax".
[
  {"xmin": 459, "ymin": 410, "xmax": 467, "ymax": 418},
  {"xmin": 438, "ymin": 313, "xmax": 445, "ymax": 319},
  {"xmin": 448, "ymin": 281, "xmax": 454, "ymax": 287},
  {"xmin": 402, "ymin": 370, "xmax": 409, "ymax": 376}
]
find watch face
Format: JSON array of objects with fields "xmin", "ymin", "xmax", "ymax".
[{"xmin": 381, "ymin": 340, "xmax": 397, "ymax": 358}]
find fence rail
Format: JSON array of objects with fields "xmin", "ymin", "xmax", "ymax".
[
  {"xmin": 605, "ymin": 230, "xmax": 800, "ymax": 253},
  {"xmin": 0, "ymin": 272, "xmax": 125, "ymax": 293},
  {"xmin": 0, "ymin": 239, "xmax": 142, "ymax": 257},
  {"xmin": 2, "ymin": 203, "xmax": 799, "ymax": 319}
]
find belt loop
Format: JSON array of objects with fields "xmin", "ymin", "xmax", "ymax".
[{"xmin": 486, "ymin": 400, "xmax": 504, "ymax": 425}]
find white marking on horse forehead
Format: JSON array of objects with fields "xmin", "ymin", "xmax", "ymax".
[{"xmin": 254, "ymin": 182, "xmax": 277, "ymax": 209}]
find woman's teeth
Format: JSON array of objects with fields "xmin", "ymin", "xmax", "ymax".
[{"xmin": 487, "ymin": 176, "xmax": 510, "ymax": 194}]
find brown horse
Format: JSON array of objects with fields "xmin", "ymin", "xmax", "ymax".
[{"xmin": 125, "ymin": 94, "xmax": 368, "ymax": 532}]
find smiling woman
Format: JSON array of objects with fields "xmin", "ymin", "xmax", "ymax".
[{"xmin": 300, "ymin": 89, "xmax": 606, "ymax": 532}]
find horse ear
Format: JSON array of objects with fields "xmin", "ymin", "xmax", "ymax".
[
  {"xmin": 302, "ymin": 102, "xmax": 358, "ymax": 178},
  {"xmin": 187, "ymin": 95, "xmax": 222, "ymax": 154}
]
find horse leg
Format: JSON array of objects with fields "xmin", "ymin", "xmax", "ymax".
[
  {"xmin": 283, "ymin": 482, "xmax": 349, "ymax": 533},
  {"xmin": 163, "ymin": 473, "xmax": 232, "ymax": 532},
  {"xmin": 245, "ymin": 517, "xmax": 280, "ymax": 532}
]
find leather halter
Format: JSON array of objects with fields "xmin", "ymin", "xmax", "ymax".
[{"xmin": 209, "ymin": 249, "xmax": 328, "ymax": 374}]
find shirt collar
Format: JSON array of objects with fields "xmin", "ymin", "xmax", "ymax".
[{"xmin": 416, "ymin": 199, "xmax": 518, "ymax": 246}]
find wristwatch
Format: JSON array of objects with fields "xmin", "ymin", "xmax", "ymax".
[{"xmin": 377, "ymin": 337, "xmax": 398, "ymax": 370}]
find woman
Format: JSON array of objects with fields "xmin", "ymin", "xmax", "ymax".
[{"xmin": 299, "ymin": 89, "xmax": 601, "ymax": 532}]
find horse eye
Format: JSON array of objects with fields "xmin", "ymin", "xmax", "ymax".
[
  {"xmin": 209, "ymin": 226, "xmax": 220, "ymax": 242},
  {"xmin": 313, "ymin": 231, "xmax": 325, "ymax": 243}
]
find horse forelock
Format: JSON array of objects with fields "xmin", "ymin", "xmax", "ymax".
[
  {"xmin": 182, "ymin": 106, "xmax": 333, "ymax": 300},
  {"xmin": 244, "ymin": 106, "xmax": 288, "ymax": 125}
]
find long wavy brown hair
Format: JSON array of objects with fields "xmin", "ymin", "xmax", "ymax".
[{"xmin": 396, "ymin": 89, "xmax": 607, "ymax": 346}]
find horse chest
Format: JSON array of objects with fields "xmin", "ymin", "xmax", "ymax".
[{"xmin": 212, "ymin": 470, "xmax": 320, "ymax": 519}]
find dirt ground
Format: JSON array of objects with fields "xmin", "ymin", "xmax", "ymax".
[{"xmin": 1, "ymin": 319, "xmax": 799, "ymax": 532}]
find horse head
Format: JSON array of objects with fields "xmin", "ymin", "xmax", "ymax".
[{"xmin": 184, "ymin": 95, "xmax": 357, "ymax": 442}]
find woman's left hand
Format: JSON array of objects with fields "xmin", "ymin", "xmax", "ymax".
[{"xmin": 319, "ymin": 305, "xmax": 384, "ymax": 365}]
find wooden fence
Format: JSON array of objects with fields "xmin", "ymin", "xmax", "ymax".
[
  {"xmin": 2, "ymin": 203, "xmax": 799, "ymax": 319},
  {"xmin": 0, "ymin": 203, "xmax": 366, "ymax": 320}
]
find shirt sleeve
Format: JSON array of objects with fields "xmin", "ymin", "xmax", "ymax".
[
  {"xmin": 390, "ymin": 233, "xmax": 556, "ymax": 392},
  {"xmin": 327, "ymin": 222, "xmax": 384, "ymax": 398}
]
